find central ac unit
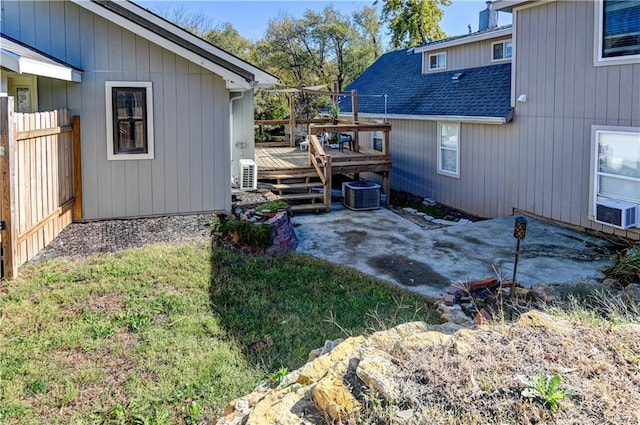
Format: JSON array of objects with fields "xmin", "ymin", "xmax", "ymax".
[
  {"xmin": 343, "ymin": 181, "xmax": 381, "ymax": 211},
  {"xmin": 595, "ymin": 198, "xmax": 639, "ymax": 229},
  {"xmin": 239, "ymin": 159, "xmax": 257, "ymax": 191}
]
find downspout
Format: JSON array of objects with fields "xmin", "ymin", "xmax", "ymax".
[{"xmin": 229, "ymin": 90, "xmax": 246, "ymax": 188}]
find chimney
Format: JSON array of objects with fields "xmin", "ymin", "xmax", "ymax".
[{"xmin": 479, "ymin": 1, "xmax": 498, "ymax": 32}]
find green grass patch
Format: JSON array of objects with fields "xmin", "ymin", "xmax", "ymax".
[{"xmin": 0, "ymin": 241, "xmax": 436, "ymax": 424}]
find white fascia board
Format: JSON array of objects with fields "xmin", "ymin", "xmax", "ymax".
[
  {"xmin": 71, "ymin": 0, "xmax": 252, "ymax": 89},
  {"xmin": 492, "ymin": 0, "xmax": 539, "ymax": 12},
  {"xmin": 106, "ymin": 0, "xmax": 278, "ymax": 86},
  {"xmin": 0, "ymin": 50, "xmax": 21, "ymax": 72},
  {"xmin": 414, "ymin": 27, "xmax": 512, "ymax": 53},
  {"xmin": 19, "ymin": 57, "xmax": 82, "ymax": 82},
  {"xmin": 1, "ymin": 49, "xmax": 81, "ymax": 82},
  {"xmin": 354, "ymin": 112, "xmax": 509, "ymax": 125}
]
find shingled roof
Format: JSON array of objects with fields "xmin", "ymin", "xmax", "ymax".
[{"xmin": 338, "ymin": 48, "xmax": 513, "ymax": 123}]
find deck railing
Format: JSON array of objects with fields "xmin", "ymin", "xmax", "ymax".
[{"xmin": 308, "ymin": 135, "xmax": 332, "ymax": 211}]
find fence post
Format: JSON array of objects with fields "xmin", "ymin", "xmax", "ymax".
[
  {"xmin": 72, "ymin": 115, "xmax": 82, "ymax": 220},
  {"xmin": 0, "ymin": 97, "xmax": 18, "ymax": 278}
]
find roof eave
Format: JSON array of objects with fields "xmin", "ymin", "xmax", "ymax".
[
  {"xmin": 350, "ymin": 112, "xmax": 512, "ymax": 125},
  {"xmin": 73, "ymin": 0, "xmax": 254, "ymax": 90},
  {"xmin": 1, "ymin": 48, "xmax": 82, "ymax": 83},
  {"xmin": 492, "ymin": 0, "xmax": 539, "ymax": 12},
  {"xmin": 414, "ymin": 27, "xmax": 513, "ymax": 53}
]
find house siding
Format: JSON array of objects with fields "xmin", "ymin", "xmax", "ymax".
[
  {"xmin": 2, "ymin": 0, "xmax": 232, "ymax": 219},
  {"xmin": 513, "ymin": 0, "xmax": 640, "ymax": 239},
  {"xmin": 422, "ymin": 35, "xmax": 512, "ymax": 73},
  {"xmin": 359, "ymin": 117, "xmax": 514, "ymax": 219}
]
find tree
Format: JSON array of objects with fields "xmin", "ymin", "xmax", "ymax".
[
  {"xmin": 204, "ymin": 23, "xmax": 253, "ymax": 60},
  {"xmin": 354, "ymin": 6, "xmax": 383, "ymax": 59},
  {"xmin": 148, "ymin": 2, "xmax": 211, "ymax": 36},
  {"xmin": 378, "ymin": 0, "xmax": 452, "ymax": 48}
]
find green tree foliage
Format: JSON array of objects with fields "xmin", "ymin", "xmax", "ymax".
[
  {"xmin": 254, "ymin": 6, "xmax": 380, "ymax": 118},
  {"xmin": 204, "ymin": 23, "xmax": 253, "ymax": 60},
  {"xmin": 378, "ymin": 0, "xmax": 452, "ymax": 48}
]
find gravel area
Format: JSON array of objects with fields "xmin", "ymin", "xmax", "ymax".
[{"xmin": 30, "ymin": 191, "xmax": 268, "ymax": 263}]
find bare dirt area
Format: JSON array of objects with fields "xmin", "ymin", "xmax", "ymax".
[{"xmin": 30, "ymin": 191, "xmax": 267, "ymax": 263}]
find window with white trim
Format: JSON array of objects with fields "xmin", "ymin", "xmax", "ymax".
[
  {"xmin": 105, "ymin": 81, "xmax": 154, "ymax": 160},
  {"xmin": 437, "ymin": 122, "xmax": 460, "ymax": 177},
  {"xmin": 492, "ymin": 40, "xmax": 512, "ymax": 61},
  {"xmin": 428, "ymin": 52, "xmax": 446, "ymax": 70},
  {"xmin": 372, "ymin": 119, "xmax": 383, "ymax": 152},
  {"xmin": 593, "ymin": 127, "xmax": 640, "ymax": 205},
  {"xmin": 596, "ymin": 0, "xmax": 640, "ymax": 65}
]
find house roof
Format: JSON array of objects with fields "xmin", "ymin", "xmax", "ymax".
[
  {"xmin": 492, "ymin": 0, "xmax": 539, "ymax": 12},
  {"xmin": 339, "ymin": 49, "xmax": 513, "ymax": 124},
  {"xmin": 0, "ymin": 33, "xmax": 83, "ymax": 82},
  {"xmin": 70, "ymin": 0, "xmax": 278, "ymax": 90}
]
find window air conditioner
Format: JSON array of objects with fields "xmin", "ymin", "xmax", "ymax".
[
  {"xmin": 595, "ymin": 198, "xmax": 639, "ymax": 229},
  {"xmin": 239, "ymin": 159, "xmax": 257, "ymax": 191}
]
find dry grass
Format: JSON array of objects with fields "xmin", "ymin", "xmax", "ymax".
[{"xmin": 349, "ymin": 292, "xmax": 640, "ymax": 425}]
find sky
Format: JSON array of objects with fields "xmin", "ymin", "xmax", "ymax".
[{"xmin": 137, "ymin": 0, "xmax": 513, "ymax": 44}]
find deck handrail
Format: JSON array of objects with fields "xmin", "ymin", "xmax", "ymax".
[{"xmin": 308, "ymin": 135, "xmax": 332, "ymax": 211}]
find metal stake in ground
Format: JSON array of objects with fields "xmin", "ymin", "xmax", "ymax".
[{"xmin": 511, "ymin": 216, "xmax": 528, "ymax": 298}]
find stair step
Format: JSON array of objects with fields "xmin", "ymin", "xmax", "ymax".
[
  {"xmin": 272, "ymin": 182, "xmax": 324, "ymax": 190},
  {"xmin": 277, "ymin": 193, "xmax": 324, "ymax": 201},
  {"xmin": 291, "ymin": 204, "xmax": 329, "ymax": 213},
  {"xmin": 259, "ymin": 172, "xmax": 319, "ymax": 180}
]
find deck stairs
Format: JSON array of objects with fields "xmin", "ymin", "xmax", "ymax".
[{"xmin": 259, "ymin": 169, "xmax": 329, "ymax": 213}]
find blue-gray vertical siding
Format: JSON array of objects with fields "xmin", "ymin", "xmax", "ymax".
[
  {"xmin": 377, "ymin": 118, "xmax": 515, "ymax": 220},
  {"xmin": 513, "ymin": 1, "xmax": 640, "ymax": 239},
  {"xmin": 422, "ymin": 36, "xmax": 512, "ymax": 73},
  {"xmin": 2, "ymin": 0, "xmax": 232, "ymax": 219}
]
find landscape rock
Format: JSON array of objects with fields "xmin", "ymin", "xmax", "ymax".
[
  {"xmin": 623, "ymin": 283, "xmax": 640, "ymax": 302},
  {"xmin": 312, "ymin": 374, "xmax": 360, "ymax": 420},
  {"xmin": 356, "ymin": 351, "xmax": 403, "ymax": 401}
]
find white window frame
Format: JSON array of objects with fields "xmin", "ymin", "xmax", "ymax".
[
  {"xmin": 589, "ymin": 125, "xmax": 640, "ymax": 222},
  {"xmin": 428, "ymin": 52, "xmax": 447, "ymax": 71},
  {"xmin": 105, "ymin": 81, "xmax": 154, "ymax": 160},
  {"xmin": 594, "ymin": 0, "xmax": 640, "ymax": 66},
  {"xmin": 437, "ymin": 122, "xmax": 460, "ymax": 178},
  {"xmin": 491, "ymin": 40, "xmax": 513, "ymax": 62},
  {"xmin": 372, "ymin": 119, "xmax": 383, "ymax": 152}
]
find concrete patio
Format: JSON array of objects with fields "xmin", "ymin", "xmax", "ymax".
[{"xmin": 291, "ymin": 204, "xmax": 617, "ymax": 299}]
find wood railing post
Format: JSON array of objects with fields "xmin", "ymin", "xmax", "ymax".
[
  {"xmin": 72, "ymin": 115, "xmax": 83, "ymax": 220},
  {"xmin": 324, "ymin": 155, "xmax": 332, "ymax": 212},
  {"xmin": 289, "ymin": 95, "xmax": 296, "ymax": 148},
  {"xmin": 0, "ymin": 97, "xmax": 18, "ymax": 278}
]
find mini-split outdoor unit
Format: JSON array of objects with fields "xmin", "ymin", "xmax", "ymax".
[
  {"xmin": 342, "ymin": 181, "xmax": 381, "ymax": 211},
  {"xmin": 239, "ymin": 159, "xmax": 257, "ymax": 191},
  {"xmin": 595, "ymin": 198, "xmax": 639, "ymax": 230}
]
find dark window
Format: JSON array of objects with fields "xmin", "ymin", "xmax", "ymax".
[
  {"xmin": 602, "ymin": 0, "xmax": 640, "ymax": 58},
  {"xmin": 112, "ymin": 87, "xmax": 148, "ymax": 155}
]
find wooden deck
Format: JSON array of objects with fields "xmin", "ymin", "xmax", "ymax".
[
  {"xmin": 255, "ymin": 126, "xmax": 392, "ymax": 212},
  {"xmin": 255, "ymin": 146, "xmax": 364, "ymax": 171}
]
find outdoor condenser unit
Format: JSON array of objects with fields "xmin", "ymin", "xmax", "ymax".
[
  {"xmin": 595, "ymin": 198, "xmax": 639, "ymax": 229},
  {"xmin": 239, "ymin": 159, "xmax": 257, "ymax": 191},
  {"xmin": 342, "ymin": 181, "xmax": 381, "ymax": 211}
]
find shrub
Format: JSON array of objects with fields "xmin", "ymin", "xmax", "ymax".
[
  {"xmin": 219, "ymin": 219, "xmax": 274, "ymax": 249},
  {"xmin": 256, "ymin": 200, "xmax": 290, "ymax": 214}
]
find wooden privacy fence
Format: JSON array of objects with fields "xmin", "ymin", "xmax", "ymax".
[{"xmin": 0, "ymin": 97, "xmax": 82, "ymax": 278}]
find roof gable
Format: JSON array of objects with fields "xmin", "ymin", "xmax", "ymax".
[
  {"xmin": 340, "ymin": 49, "xmax": 513, "ymax": 123},
  {"xmin": 71, "ymin": 0, "xmax": 277, "ymax": 90}
]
